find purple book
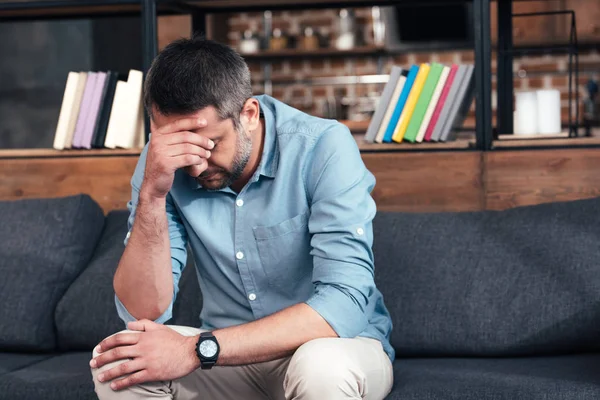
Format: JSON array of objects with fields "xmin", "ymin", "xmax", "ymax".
[
  {"xmin": 71, "ymin": 72, "xmax": 98, "ymax": 148},
  {"xmin": 81, "ymin": 72, "xmax": 107, "ymax": 149}
]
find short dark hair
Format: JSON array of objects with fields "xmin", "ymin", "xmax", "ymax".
[{"xmin": 143, "ymin": 36, "xmax": 252, "ymax": 128}]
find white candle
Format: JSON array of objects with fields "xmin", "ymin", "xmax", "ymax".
[
  {"xmin": 514, "ymin": 91, "xmax": 538, "ymax": 135},
  {"xmin": 536, "ymin": 89, "xmax": 561, "ymax": 134}
]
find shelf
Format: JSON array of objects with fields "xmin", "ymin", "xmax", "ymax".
[
  {"xmin": 241, "ymin": 41, "xmax": 473, "ymax": 61},
  {"xmin": 355, "ymin": 136, "xmax": 476, "ymax": 152},
  {"xmin": 340, "ymin": 120, "xmax": 371, "ymax": 133},
  {"xmin": 242, "ymin": 46, "xmax": 385, "ymax": 60},
  {"xmin": 0, "ymin": 148, "xmax": 143, "ymax": 159},
  {"xmin": 0, "ymin": 0, "xmax": 187, "ymax": 21},
  {"xmin": 492, "ymin": 136, "xmax": 600, "ymax": 149}
]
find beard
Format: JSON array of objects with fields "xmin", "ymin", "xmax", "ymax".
[{"xmin": 196, "ymin": 128, "xmax": 252, "ymax": 191}]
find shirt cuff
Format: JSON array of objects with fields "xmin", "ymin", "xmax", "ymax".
[
  {"xmin": 114, "ymin": 294, "xmax": 173, "ymax": 326},
  {"xmin": 305, "ymin": 284, "xmax": 369, "ymax": 338}
]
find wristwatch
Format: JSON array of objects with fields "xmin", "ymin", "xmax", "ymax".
[{"xmin": 195, "ymin": 332, "xmax": 220, "ymax": 370}]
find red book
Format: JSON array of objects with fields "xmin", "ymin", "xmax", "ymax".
[{"xmin": 424, "ymin": 64, "xmax": 458, "ymax": 141}]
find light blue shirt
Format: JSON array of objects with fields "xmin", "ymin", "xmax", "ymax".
[{"xmin": 117, "ymin": 95, "xmax": 395, "ymax": 362}]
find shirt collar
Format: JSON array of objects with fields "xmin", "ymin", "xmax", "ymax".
[{"xmin": 256, "ymin": 96, "xmax": 279, "ymax": 179}]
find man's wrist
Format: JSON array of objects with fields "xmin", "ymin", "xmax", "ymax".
[{"xmin": 187, "ymin": 335, "xmax": 201, "ymax": 370}]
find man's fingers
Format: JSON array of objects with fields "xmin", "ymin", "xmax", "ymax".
[
  {"xmin": 153, "ymin": 117, "xmax": 207, "ymax": 136},
  {"xmin": 109, "ymin": 370, "xmax": 150, "ymax": 391},
  {"xmin": 173, "ymin": 155, "xmax": 208, "ymax": 172},
  {"xmin": 163, "ymin": 131, "xmax": 215, "ymax": 150},
  {"xmin": 97, "ymin": 332, "xmax": 141, "ymax": 353},
  {"xmin": 96, "ymin": 359, "xmax": 146, "ymax": 387},
  {"xmin": 166, "ymin": 143, "xmax": 211, "ymax": 159},
  {"xmin": 186, "ymin": 163, "xmax": 209, "ymax": 178},
  {"xmin": 92, "ymin": 345, "xmax": 140, "ymax": 369}
]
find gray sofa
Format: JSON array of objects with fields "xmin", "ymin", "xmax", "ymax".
[{"xmin": 1, "ymin": 193, "xmax": 599, "ymax": 400}]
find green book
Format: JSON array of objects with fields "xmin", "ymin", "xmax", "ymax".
[{"xmin": 403, "ymin": 63, "xmax": 444, "ymax": 142}]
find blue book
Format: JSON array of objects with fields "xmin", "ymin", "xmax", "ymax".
[{"xmin": 382, "ymin": 65, "xmax": 419, "ymax": 143}]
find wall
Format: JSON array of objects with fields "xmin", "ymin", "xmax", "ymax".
[{"xmin": 0, "ymin": 17, "xmax": 141, "ymax": 149}]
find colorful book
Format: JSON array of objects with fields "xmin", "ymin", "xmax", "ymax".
[
  {"xmin": 374, "ymin": 73, "xmax": 407, "ymax": 143},
  {"xmin": 403, "ymin": 63, "xmax": 444, "ymax": 142},
  {"xmin": 71, "ymin": 72, "xmax": 98, "ymax": 148},
  {"xmin": 365, "ymin": 66, "xmax": 403, "ymax": 143},
  {"xmin": 439, "ymin": 65, "xmax": 475, "ymax": 142},
  {"xmin": 430, "ymin": 65, "xmax": 468, "ymax": 142},
  {"xmin": 424, "ymin": 65, "xmax": 458, "ymax": 141},
  {"xmin": 392, "ymin": 63, "xmax": 430, "ymax": 143},
  {"xmin": 417, "ymin": 65, "xmax": 450, "ymax": 142},
  {"xmin": 382, "ymin": 65, "xmax": 419, "ymax": 143},
  {"xmin": 81, "ymin": 71, "xmax": 107, "ymax": 149}
]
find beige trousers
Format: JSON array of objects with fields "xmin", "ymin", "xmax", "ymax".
[{"xmin": 91, "ymin": 325, "xmax": 393, "ymax": 400}]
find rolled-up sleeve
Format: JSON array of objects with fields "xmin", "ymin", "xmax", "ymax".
[
  {"xmin": 116, "ymin": 145, "xmax": 189, "ymax": 325},
  {"xmin": 304, "ymin": 124, "xmax": 377, "ymax": 338}
]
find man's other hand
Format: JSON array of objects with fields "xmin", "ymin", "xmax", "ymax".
[{"xmin": 90, "ymin": 320, "xmax": 200, "ymax": 391}]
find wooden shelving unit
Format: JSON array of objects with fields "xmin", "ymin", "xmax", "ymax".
[
  {"xmin": 492, "ymin": 136, "xmax": 600, "ymax": 149},
  {"xmin": 0, "ymin": 148, "xmax": 143, "ymax": 159}
]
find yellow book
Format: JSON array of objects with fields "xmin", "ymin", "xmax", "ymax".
[{"xmin": 392, "ymin": 63, "xmax": 430, "ymax": 143}]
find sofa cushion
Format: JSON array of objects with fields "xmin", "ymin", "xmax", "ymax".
[
  {"xmin": 387, "ymin": 353, "xmax": 600, "ymax": 400},
  {"xmin": 0, "ymin": 352, "xmax": 96, "ymax": 400},
  {"xmin": 55, "ymin": 211, "xmax": 129, "ymax": 351},
  {"xmin": 373, "ymin": 197, "xmax": 600, "ymax": 357},
  {"xmin": 0, "ymin": 353, "xmax": 52, "ymax": 377},
  {"xmin": 0, "ymin": 195, "xmax": 104, "ymax": 351}
]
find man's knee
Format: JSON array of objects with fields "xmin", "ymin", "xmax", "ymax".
[{"xmin": 284, "ymin": 338, "xmax": 363, "ymax": 398}]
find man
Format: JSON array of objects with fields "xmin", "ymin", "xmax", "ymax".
[{"xmin": 89, "ymin": 37, "xmax": 394, "ymax": 400}]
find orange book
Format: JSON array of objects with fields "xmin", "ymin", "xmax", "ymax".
[{"xmin": 392, "ymin": 64, "xmax": 430, "ymax": 143}]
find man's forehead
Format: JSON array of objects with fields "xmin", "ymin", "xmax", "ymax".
[{"xmin": 152, "ymin": 106, "xmax": 230, "ymax": 137}]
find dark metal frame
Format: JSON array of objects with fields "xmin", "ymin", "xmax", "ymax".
[{"xmin": 496, "ymin": 6, "xmax": 583, "ymax": 147}]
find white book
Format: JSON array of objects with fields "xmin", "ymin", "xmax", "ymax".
[
  {"xmin": 115, "ymin": 70, "xmax": 144, "ymax": 149},
  {"xmin": 53, "ymin": 72, "xmax": 80, "ymax": 150},
  {"xmin": 415, "ymin": 65, "xmax": 450, "ymax": 143},
  {"xmin": 104, "ymin": 80, "xmax": 128, "ymax": 149},
  {"xmin": 374, "ymin": 75, "xmax": 406, "ymax": 143},
  {"xmin": 61, "ymin": 72, "xmax": 88, "ymax": 149}
]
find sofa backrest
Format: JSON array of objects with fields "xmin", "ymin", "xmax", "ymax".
[
  {"xmin": 0, "ymin": 195, "xmax": 105, "ymax": 352},
  {"xmin": 373, "ymin": 196, "xmax": 600, "ymax": 357},
  {"xmin": 55, "ymin": 210, "xmax": 202, "ymax": 351}
]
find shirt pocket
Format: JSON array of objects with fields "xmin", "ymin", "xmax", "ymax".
[{"xmin": 253, "ymin": 211, "xmax": 312, "ymax": 294}]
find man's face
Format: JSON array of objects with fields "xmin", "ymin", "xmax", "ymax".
[{"xmin": 151, "ymin": 106, "xmax": 252, "ymax": 191}]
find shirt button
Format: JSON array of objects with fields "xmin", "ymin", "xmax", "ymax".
[
  {"xmin": 236, "ymin": 199, "xmax": 244, "ymax": 207},
  {"xmin": 356, "ymin": 228, "xmax": 364, "ymax": 235},
  {"xmin": 248, "ymin": 293, "xmax": 257, "ymax": 301},
  {"xmin": 236, "ymin": 251, "xmax": 244, "ymax": 260}
]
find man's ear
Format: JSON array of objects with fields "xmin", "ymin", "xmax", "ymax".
[{"xmin": 240, "ymin": 98, "xmax": 260, "ymax": 132}]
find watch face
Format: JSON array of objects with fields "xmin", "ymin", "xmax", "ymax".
[{"xmin": 199, "ymin": 339, "xmax": 218, "ymax": 358}]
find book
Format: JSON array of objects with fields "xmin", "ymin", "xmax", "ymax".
[
  {"xmin": 80, "ymin": 71, "xmax": 107, "ymax": 149},
  {"xmin": 91, "ymin": 71, "xmax": 119, "ymax": 148},
  {"xmin": 374, "ymin": 73, "xmax": 407, "ymax": 143},
  {"xmin": 53, "ymin": 72, "xmax": 83, "ymax": 150},
  {"xmin": 439, "ymin": 65, "xmax": 475, "ymax": 142},
  {"xmin": 382, "ymin": 65, "xmax": 419, "ymax": 143},
  {"xmin": 403, "ymin": 63, "xmax": 444, "ymax": 142},
  {"xmin": 430, "ymin": 64, "xmax": 468, "ymax": 142},
  {"xmin": 416, "ymin": 65, "xmax": 450, "ymax": 143},
  {"xmin": 392, "ymin": 63, "xmax": 430, "ymax": 143},
  {"xmin": 365, "ymin": 66, "xmax": 403, "ymax": 143},
  {"xmin": 71, "ymin": 72, "xmax": 98, "ymax": 148},
  {"xmin": 105, "ymin": 69, "xmax": 144, "ymax": 149},
  {"xmin": 63, "ymin": 72, "xmax": 88, "ymax": 149},
  {"xmin": 424, "ymin": 65, "xmax": 457, "ymax": 142}
]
